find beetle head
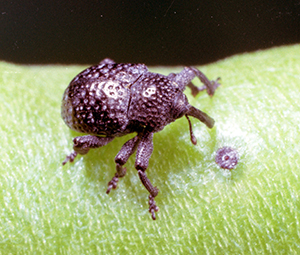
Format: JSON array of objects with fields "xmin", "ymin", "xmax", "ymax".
[{"xmin": 172, "ymin": 92, "xmax": 215, "ymax": 145}]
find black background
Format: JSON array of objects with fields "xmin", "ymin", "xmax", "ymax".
[{"xmin": 1, "ymin": 1, "xmax": 299, "ymax": 65}]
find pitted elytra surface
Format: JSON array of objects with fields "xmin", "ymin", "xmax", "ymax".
[
  {"xmin": 61, "ymin": 58, "xmax": 220, "ymax": 220},
  {"xmin": 128, "ymin": 73, "xmax": 178, "ymax": 131},
  {"xmin": 61, "ymin": 62, "xmax": 148, "ymax": 136}
]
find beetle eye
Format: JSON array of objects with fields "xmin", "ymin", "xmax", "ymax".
[{"xmin": 171, "ymin": 93, "xmax": 190, "ymax": 119}]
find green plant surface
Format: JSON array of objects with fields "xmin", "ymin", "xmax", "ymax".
[{"xmin": 0, "ymin": 45, "xmax": 300, "ymax": 254}]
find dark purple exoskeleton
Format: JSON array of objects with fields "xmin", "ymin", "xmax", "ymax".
[{"xmin": 61, "ymin": 58, "xmax": 220, "ymax": 220}]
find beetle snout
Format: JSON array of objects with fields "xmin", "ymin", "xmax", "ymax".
[{"xmin": 186, "ymin": 106, "xmax": 215, "ymax": 128}]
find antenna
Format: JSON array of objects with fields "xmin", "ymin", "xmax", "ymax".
[{"xmin": 185, "ymin": 115, "xmax": 197, "ymax": 145}]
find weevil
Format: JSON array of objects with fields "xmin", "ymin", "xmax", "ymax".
[{"xmin": 61, "ymin": 58, "xmax": 220, "ymax": 220}]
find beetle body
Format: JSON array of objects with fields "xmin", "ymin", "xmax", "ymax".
[
  {"xmin": 62, "ymin": 62, "xmax": 187, "ymax": 136},
  {"xmin": 62, "ymin": 58, "xmax": 220, "ymax": 220}
]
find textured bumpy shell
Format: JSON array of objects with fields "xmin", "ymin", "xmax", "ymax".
[
  {"xmin": 61, "ymin": 63, "xmax": 148, "ymax": 136},
  {"xmin": 129, "ymin": 73, "xmax": 178, "ymax": 132},
  {"xmin": 61, "ymin": 62, "xmax": 181, "ymax": 136}
]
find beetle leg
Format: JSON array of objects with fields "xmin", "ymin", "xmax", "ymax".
[
  {"xmin": 135, "ymin": 132, "xmax": 159, "ymax": 220},
  {"xmin": 171, "ymin": 67, "xmax": 220, "ymax": 96},
  {"xmin": 106, "ymin": 135, "xmax": 141, "ymax": 194},
  {"xmin": 62, "ymin": 135, "xmax": 114, "ymax": 165},
  {"xmin": 99, "ymin": 58, "xmax": 116, "ymax": 65},
  {"xmin": 188, "ymin": 67, "xmax": 221, "ymax": 96},
  {"xmin": 138, "ymin": 170, "xmax": 159, "ymax": 220},
  {"xmin": 187, "ymin": 82, "xmax": 206, "ymax": 97}
]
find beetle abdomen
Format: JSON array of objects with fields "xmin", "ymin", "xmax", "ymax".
[{"xmin": 61, "ymin": 63, "xmax": 147, "ymax": 136}]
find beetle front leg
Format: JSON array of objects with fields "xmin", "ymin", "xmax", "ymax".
[
  {"xmin": 99, "ymin": 58, "xmax": 115, "ymax": 65},
  {"xmin": 62, "ymin": 135, "xmax": 114, "ymax": 165},
  {"xmin": 135, "ymin": 132, "xmax": 159, "ymax": 220},
  {"xmin": 187, "ymin": 67, "xmax": 220, "ymax": 97},
  {"xmin": 169, "ymin": 67, "xmax": 220, "ymax": 96},
  {"xmin": 106, "ymin": 135, "xmax": 141, "ymax": 194}
]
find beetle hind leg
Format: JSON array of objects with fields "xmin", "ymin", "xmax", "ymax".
[{"xmin": 62, "ymin": 135, "xmax": 114, "ymax": 165}]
